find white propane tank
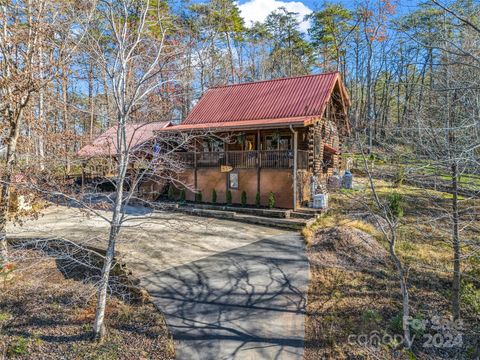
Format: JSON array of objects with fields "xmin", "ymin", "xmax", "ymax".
[{"xmin": 313, "ymin": 193, "xmax": 328, "ymax": 209}]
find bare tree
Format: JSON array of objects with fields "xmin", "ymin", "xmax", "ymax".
[
  {"xmin": 403, "ymin": 0, "xmax": 480, "ymax": 320},
  {"xmin": 85, "ymin": 0, "xmax": 188, "ymax": 340},
  {"xmin": 0, "ymin": 0, "xmax": 93, "ymax": 264},
  {"xmin": 360, "ymin": 148, "xmax": 413, "ymax": 349}
]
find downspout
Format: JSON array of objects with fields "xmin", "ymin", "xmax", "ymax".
[{"xmin": 290, "ymin": 125, "xmax": 298, "ymax": 210}]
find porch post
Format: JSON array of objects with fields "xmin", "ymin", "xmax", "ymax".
[
  {"xmin": 194, "ymin": 151, "xmax": 198, "ymax": 190},
  {"xmin": 291, "ymin": 127, "xmax": 298, "ymax": 210},
  {"xmin": 257, "ymin": 130, "xmax": 261, "ymax": 196}
]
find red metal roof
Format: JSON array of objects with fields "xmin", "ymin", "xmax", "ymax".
[
  {"xmin": 324, "ymin": 144, "xmax": 339, "ymax": 154},
  {"xmin": 78, "ymin": 121, "xmax": 170, "ymax": 158},
  {"xmin": 183, "ymin": 72, "xmax": 344, "ymax": 128}
]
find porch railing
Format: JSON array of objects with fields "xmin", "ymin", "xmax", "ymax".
[{"xmin": 175, "ymin": 150, "xmax": 308, "ymax": 169}]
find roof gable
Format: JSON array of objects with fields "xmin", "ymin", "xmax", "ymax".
[{"xmin": 183, "ymin": 72, "xmax": 344, "ymax": 126}]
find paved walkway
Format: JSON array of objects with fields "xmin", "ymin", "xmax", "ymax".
[{"xmin": 143, "ymin": 233, "xmax": 308, "ymax": 360}]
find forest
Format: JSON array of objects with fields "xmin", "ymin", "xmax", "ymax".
[{"xmin": 1, "ymin": 0, "xmax": 479, "ymax": 162}]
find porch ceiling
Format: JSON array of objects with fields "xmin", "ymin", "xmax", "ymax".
[{"xmin": 162, "ymin": 116, "xmax": 319, "ymax": 132}]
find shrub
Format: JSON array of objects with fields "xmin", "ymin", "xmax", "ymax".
[
  {"xmin": 387, "ymin": 192, "xmax": 404, "ymax": 219},
  {"xmin": 241, "ymin": 191, "xmax": 247, "ymax": 206},
  {"xmin": 461, "ymin": 281, "xmax": 480, "ymax": 315},
  {"xmin": 255, "ymin": 192, "xmax": 261, "ymax": 207},
  {"xmin": 226, "ymin": 190, "xmax": 232, "ymax": 205},
  {"xmin": 393, "ymin": 166, "xmax": 405, "ymax": 188},
  {"xmin": 179, "ymin": 189, "xmax": 186, "ymax": 203},
  {"xmin": 212, "ymin": 189, "xmax": 217, "ymax": 204},
  {"xmin": 7, "ymin": 336, "xmax": 29, "ymax": 357},
  {"xmin": 195, "ymin": 191, "xmax": 202, "ymax": 202},
  {"xmin": 267, "ymin": 192, "xmax": 275, "ymax": 209},
  {"xmin": 167, "ymin": 184, "xmax": 174, "ymax": 200}
]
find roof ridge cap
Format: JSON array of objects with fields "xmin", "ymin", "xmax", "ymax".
[{"xmin": 209, "ymin": 72, "xmax": 339, "ymax": 90}]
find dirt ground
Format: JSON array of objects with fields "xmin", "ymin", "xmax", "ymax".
[{"xmin": 0, "ymin": 250, "xmax": 175, "ymax": 360}]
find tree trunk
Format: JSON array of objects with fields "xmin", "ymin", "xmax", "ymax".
[
  {"xmin": 365, "ymin": 38, "xmax": 373, "ymax": 151},
  {"xmin": 102, "ymin": 67, "xmax": 111, "ymax": 130},
  {"xmin": 389, "ymin": 239, "xmax": 413, "ymax": 348},
  {"xmin": 0, "ymin": 110, "xmax": 23, "ymax": 264},
  {"xmin": 93, "ymin": 120, "xmax": 128, "ymax": 341},
  {"xmin": 451, "ymin": 162, "xmax": 461, "ymax": 320},
  {"xmin": 89, "ymin": 60, "xmax": 95, "ymax": 139},
  {"xmin": 62, "ymin": 67, "xmax": 71, "ymax": 174},
  {"xmin": 225, "ymin": 31, "xmax": 235, "ymax": 83},
  {"xmin": 38, "ymin": 45, "xmax": 46, "ymax": 171}
]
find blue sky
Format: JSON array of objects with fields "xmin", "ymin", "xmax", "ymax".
[{"xmin": 234, "ymin": 0, "xmax": 422, "ymax": 31}]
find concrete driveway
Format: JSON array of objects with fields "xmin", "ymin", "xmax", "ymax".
[{"xmin": 9, "ymin": 205, "xmax": 308, "ymax": 359}]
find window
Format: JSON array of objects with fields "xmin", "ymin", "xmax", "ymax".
[
  {"xmin": 245, "ymin": 135, "xmax": 255, "ymax": 151},
  {"xmin": 278, "ymin": 136, "xmax": 291, "ymax": 150},
  {"xmin": 265, "ymin": 134, "xmax": 291, "ymax": 150},
  {"xmin": 211, "ymin": 140, "xmax": 224, "ymax": 152},
  {"xmin": 265, "ymin": 136, "xmax": 277, "ymax": 150},
  {"xmin": 229, "ymin": 172, "xmax": 239, "ymax": 189},
  {"xmin": 202, "ymin": 139, "xmax": 224, "ymax": 152}
]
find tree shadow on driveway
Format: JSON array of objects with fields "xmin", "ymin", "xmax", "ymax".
[{"xmin": 140, "ymin": 233, "xmax": 308, "ymax": 360}]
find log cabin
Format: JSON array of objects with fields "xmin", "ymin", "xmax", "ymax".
[{"xmin": 166, "ymin": 72, "xmax": 350, "ymax": 209}]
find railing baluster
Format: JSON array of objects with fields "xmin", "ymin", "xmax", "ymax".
[{"xmin": 174, "ymin": 150, "xmax": 309, "ymax": 169}]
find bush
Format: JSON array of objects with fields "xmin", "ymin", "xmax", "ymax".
[
  {"xmin": 7, "ymin": 336, "xmax": 29, "ymax": 357},
  {"xmin": 212, "ymin": 189, "xmax": 217, "ymax": 203},
  {"xmin": 241, "ymin": 191, "xmax": 247, "ymax": 206},
  {"xmin": 226, "ymin": 190, "xmax": 232, "ymax": 205},
  {"xmin": 179, "ymin": 189, "xmax": 186, "ymax": 203},
  {"xmin": 393, "ymin": 166, "xmax": 405, "ymax": 188},
  {"xmin": 167, "ymin": 185, "xmax": 174, "ymax": 200},
  {"xmin": 255, "ymin": 192, "xmax": 261, "ymax": 207},
  {"xmin": 267, "ymin": 192, "xmax": 275, "ymax": 209},
  {"xmin": 195, "ymin": 191, "xmax": 202, "ymax": 202},
  {"xmin": 387, "ymin": 192, "xmax": 404, "ymax": 219},
  {"xmin": 461, "ymin": 281, "xmax": 480, "ymax": 315}
]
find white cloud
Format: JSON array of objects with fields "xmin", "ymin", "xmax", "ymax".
[{"xmin": 238, "ymin": 0, "xmax": 312, "ymax": 33}]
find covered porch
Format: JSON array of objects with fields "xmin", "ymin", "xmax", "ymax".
[{"xmin": 176, "ymin": 128, "xmax": 311, "ymax": 170}]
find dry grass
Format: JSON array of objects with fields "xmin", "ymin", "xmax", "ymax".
[
  {"xmin": 303, "ymin": 213, "xmax": 381, "ymax": 246},
  {"xmin": 0, "ymin": 251, "xmax": 175, "ymax": 360},
  {"xmin": 303, "ymin": 177, "xmax": 480, "ymax": 359}
]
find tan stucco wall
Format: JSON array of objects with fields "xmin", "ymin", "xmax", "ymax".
[
  {"xmin": 179, "ymin": 168, "xmax": 298, "ymax": 208},
  {"xmin": 196, "ymin": 168, "xmax": 227, "ymax": 203},
  {"xmin": 229, "ymin": 169, "xmax": 258, "ymax": 205},
  {"xmin": 178, "ymin": 171, "xmax": 195, "ymax": 201},
  {"xmin": 259, "ymin": 169, "xmax": 294, "ymax": 208}
]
